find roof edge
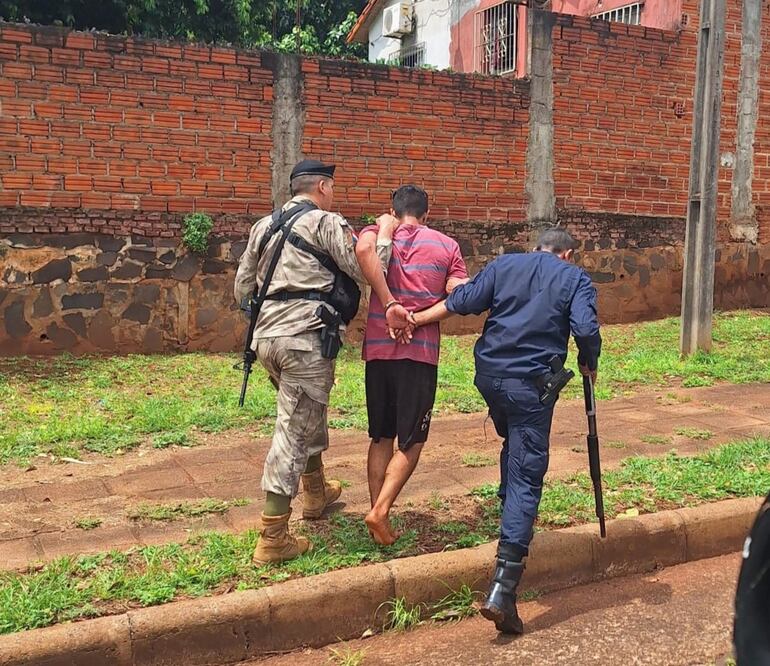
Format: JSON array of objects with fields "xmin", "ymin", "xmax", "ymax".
[{"xmin": 346, "ymin": 0, "xmax": 385, "ymax": 44}]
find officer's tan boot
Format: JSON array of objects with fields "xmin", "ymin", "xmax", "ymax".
[
  {"xmin": 301, "ymin": 466, "xmax": 342, "ymax": 519},
  {"xmin": 252, "ymin": 511, "xmax": 311, "ymax": 565}
]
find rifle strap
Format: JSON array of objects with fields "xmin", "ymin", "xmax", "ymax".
[{"xmin": 242, "ymin": 202, "xmax": 316, "ymax": 357}]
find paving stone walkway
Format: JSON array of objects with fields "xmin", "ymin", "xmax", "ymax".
[{"xmin": 0, "ymin": 382, "xmax": 768, "ymax": 570}]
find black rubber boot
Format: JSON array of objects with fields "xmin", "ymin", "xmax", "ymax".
[{"xmin": 480, "ymin": 543, "xmax": 525, "ymax": 635}]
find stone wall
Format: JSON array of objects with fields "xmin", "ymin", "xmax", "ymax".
[{"xmin": 0, "ymin": 234, "xmax": 246, "ymax": 355}]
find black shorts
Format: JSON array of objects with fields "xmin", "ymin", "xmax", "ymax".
[{"xmin": 365, "ymin": 359, "xmax": 438, "ymax": 450}]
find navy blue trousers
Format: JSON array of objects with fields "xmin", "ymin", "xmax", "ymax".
[{"xmin": 474, "ymin": 374, "xmax": 556, "ymax": 555}]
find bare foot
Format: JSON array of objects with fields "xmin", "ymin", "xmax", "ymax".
[{"xmin": 365, "ymin": 510, "xmax": 398, "ymax": 546}]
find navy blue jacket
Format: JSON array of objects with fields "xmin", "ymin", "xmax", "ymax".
[{"xmin": 445, "ymin": 252, "xmax": 602, "ymax": 379}]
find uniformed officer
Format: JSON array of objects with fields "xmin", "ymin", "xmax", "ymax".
[
  {"xmin": 234, "ymin": 159, "xmax": 400, "ymax": 565},
  {"xmin": 407, "ymin": 227, "xmax": 602, "ymax": 634}
]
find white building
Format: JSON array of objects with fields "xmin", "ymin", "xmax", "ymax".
[{"xmin": 347, "ymin": 0, "xmax": 681, "ymax": 76}]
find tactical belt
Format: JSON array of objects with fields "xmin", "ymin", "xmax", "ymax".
[{"xmin": 265, "ymin": 290, "xmax": 331, "ymax": 303}]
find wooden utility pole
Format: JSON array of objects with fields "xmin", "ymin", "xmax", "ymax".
[{"xmin": 680, "ymin": 0, "xmax": 727, "ymax": 356}]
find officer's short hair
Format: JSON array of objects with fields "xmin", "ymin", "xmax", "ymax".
[
  {"xmin": 535, "ymin": 227, "xmax": 577, "ymax": 253},
  {"xmin": 290, "ymin": 174, "xmax": 328, "ymax": 196},
  {"xmin": 392, "ymin": 185, "xmax": 429, "ymax": 219}
]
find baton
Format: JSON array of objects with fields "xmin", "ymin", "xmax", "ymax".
[{"xmin": 583, "ymin": 374, "xmax": 607, "ymax": 538}]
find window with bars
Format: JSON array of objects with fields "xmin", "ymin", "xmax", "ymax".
[
  {"xmin": 592, "ymin": 2, "xmax": 644, "ymax": 25},
  {"xmin": 391, "ymin": 42, "xmax": 426, "ymax": 68},
  {"xmin": 475, "ymin": 1, "xmax": 518, "ymax": 76}
]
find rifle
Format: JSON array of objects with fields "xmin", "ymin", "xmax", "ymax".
[
  {"xmin": 236, "ymin": 203, "xmax": 313, "ymax": 407},
  {"xmin": 583, "ymin": 374, "xmax": 607, "ymax": 538}
]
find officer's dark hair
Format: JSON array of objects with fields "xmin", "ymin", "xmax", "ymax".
[
  {"xmin": 392, "ymin": 185, "xmax": 429, "ymax": 219},
  {"xmin": 535, "ymin": 227, "xmax": 577, "ymax": 254},
  {"xmin": 290, "ymin": 174, "xmax": 328, "ymax": 196}
]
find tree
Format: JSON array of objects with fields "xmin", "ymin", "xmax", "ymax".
[{"xmin": 0, "ymin": 0, "xmax": 367, "ymax": 57}]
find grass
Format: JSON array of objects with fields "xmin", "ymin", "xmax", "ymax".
[
  {"xmin": 327, "ymin": 646, "xmax": 367, "ymax": 666},
  {"xmin": 641, "ymin": 434, "xmax": 673, "ymax": 446},
  {"xmin": 428, "ymin": 492, "xmax": 449, "ymax": 511},
  {"xmin": 1, "ymin": 437, "xmax": 766, "ymax": 637},
  {"xmin": 430, "ymin": 584, "xmax": 481, "ymax": 621},
  {"xmin": 0, "ymin": 310, "xmax": 767, "ymax": 465},
  {"xmin": 73, "ymin": 517, "xmax": 102, "ymax": 530},
  {"xmin": 462, "ymin": 452, "xmax": 496, "ymax": 468},
  {"xmin": 674, "ymin": 427, "xmax": 714, "ymax": 441},
  {"xmin": 126, "ymin": 499, "xmax": 249, "ymax": 522},
  {"xmin": 380, "ymin": 597, "xmax": 423, "ymax": 632}
]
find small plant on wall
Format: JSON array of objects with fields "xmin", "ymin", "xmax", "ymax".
[{"xmin": 182, "ymin": 212, "xmax": 214, "ymax": 255}]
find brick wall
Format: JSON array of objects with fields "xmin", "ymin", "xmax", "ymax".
[
  {"xmin": 1, "ymin": 10, "xmax": 768, "ymax": 242},
  {"xmin": 1, "ymin": 8, "xmax": 769, "ymax": 355},
  {"xmin": 553, "ymin": 0, "xmax": 770, "ymax": 244},
  {"xmin": 0, "ymin": 26, "xmax": 273, "ymax": 237}
]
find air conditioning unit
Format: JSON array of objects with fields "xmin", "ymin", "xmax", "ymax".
[{"xmin": 382, "ymin": 3, "xmax": 414, "ymax": 39}]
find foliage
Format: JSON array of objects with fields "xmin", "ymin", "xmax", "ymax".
[
  {"xmin": 327, "ymin": 647, "xmax": 367, "ymax": 666},
  {"xmin": 182, "ymin": 212, "xmax": 214, "ymax": 255},
  {"xmin": 673, "ymin": 427, "xmax": 714, "ymax": 441},
  {"xmin": 73, "ymin": 517, "xmax": 102, "ymax": 530},
  {"xmin": 380, "ymin": 597, "xmax": 423, "ymax": 632},
  {"xmin": 430, "ymin": 584, "xmax": 481, "ymax": 621},
  {"xmin": 0, "ymin": 1, "xmax": 367, "ymax": 58},
  {"xmin": 461, "ymin": 452, "xmax": 496, "ymax": 468},
  {"xmin": 126, "ymin": 498, "xmax": 248, "ymax": 522}
]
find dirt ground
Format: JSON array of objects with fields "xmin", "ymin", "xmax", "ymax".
[{"xmin": 0, "ymin": 382, "xmax": 768, "ymax": 570}]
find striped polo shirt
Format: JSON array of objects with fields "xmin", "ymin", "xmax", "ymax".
[{"xmin": 361, "ymin": 223, "xmax": 468, "ymax": 366}]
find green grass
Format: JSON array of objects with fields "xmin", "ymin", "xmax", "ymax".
[
  {"xmin": 674, "ymin": 427, "xmax": 714, "ymax": 441},
  {"xmin": 0, "ymin": 437, "xmax": 766, "ymax": 636},
  {"xmin": 380, "ymin": 597, "xmax": 423, "ymax": 632},
  {"xmin": 430, "ymin": 584, "xmax": 481, "ymax": 621},
  {"xmin": 73, "ymin": 517, "xmax": 102, "ymax": 530},
  {"xmin": 641, "ymin": 435, "xmax": 673, "ymax": 446},
  {"xmin": 462, "ymin": 452, "xmax": 496, "ymax": 468},
  {"xmin": 327, "ymin": 646, "xmax": 367, "ymax": 666},
  {"xmin": 126, "ymin": 499, "xmax": 249, "ymax": 522},
  {"xmin": 0, "ymin": 311, "xmax": 767, "ymax": 465}
]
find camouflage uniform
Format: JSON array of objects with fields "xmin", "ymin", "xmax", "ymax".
[{"xmin": 234, "ymin": 195, "xmax": 391, "ymax": 497}]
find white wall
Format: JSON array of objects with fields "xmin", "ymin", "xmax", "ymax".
[{"xmin": 367, "ymin": 0, "xmax": 454, "ymax": 69}]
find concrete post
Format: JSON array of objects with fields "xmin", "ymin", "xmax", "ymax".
[
  {"xmin": 730, "ymin": 0, "xmax": 762, "ymax": 244},
  {"xmin": 525, "ymin": 1, "xmax": 557, "ymax": 237},
  {"xmin": 267, "ymin": 53, "xmax": 305, "ymax": 209},
  {"xmin": 680, "ymin": 0, "xmax": 727, "ymax": 356}
]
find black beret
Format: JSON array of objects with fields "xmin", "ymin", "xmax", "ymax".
[{"xmin": 290, "ymin": 159, "xmax": 336, "ymax": 181}]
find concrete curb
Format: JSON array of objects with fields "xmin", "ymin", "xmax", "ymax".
[{"xmin": 2, "ymin": 496, "xmax": 762, "ymax": 666}]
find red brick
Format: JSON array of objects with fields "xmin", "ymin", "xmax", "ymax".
[
  {"xmin": 2, "ymin": 27, "xmax": 33, "ymax": 43},
  {"xmin": 19, "ymin": 45, "xmax": 50, "ymax": 63},
  {"xmin": 64, "ymin": 175, "xmax": 93, "ymax": 191},
  {"xmin": 66, "ymin": 33, "xmax": 96, "ymax": 50},
  {"xmin": 20, "ymin": 191, "xmax": 53, "ymax": 206},
  {"xmin": 2, "ymin": 173, "xmax": 33, "ymax": 189},
  {"xmin": 3, "ymin": 62, "xmax": 33, "ymax": 79},
  {"xmin": 16, "ymin": 81, "xmax": 48, "ymax": 99}
]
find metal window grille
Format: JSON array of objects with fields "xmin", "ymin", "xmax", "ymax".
[
  {"xmin": 391, "ymin": 42, "xmax": 426, "ymax": 68},
  {"xmin": 592, "ymin": 2, "xmax": 643, "ymax": 25},
  {"xmin": 475, "ymin": 1, "xmax": 518, "ymax": 76}
]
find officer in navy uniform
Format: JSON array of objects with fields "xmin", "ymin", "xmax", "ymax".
[{"xmin": 409, "ymin": 227, "xmax": 602, "ymax": 634}]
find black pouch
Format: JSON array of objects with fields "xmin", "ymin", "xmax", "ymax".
[{"xmin": 327, "ymin": 271, "xmax": 361, "ymax": 324}]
